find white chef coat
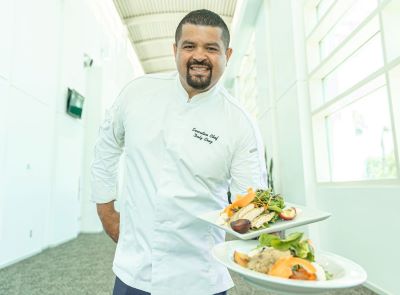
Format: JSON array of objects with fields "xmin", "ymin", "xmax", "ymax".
[{"xmin": 91, "ymin": 72, "xmax": 267, "ymax": 295}]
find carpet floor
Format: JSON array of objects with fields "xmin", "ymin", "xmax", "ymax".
[{"xmin": 0, "ymin": 233, "xmax": 376, "ymax": 295}]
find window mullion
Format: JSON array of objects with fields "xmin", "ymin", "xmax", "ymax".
[{"xmin": 378, "ymin": 1, "xmax": 400, "ymax": 180}]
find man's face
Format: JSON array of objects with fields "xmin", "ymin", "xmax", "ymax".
[{"xmin": 174, "ymin": 24, "xmax": 232, "ymax": 97}]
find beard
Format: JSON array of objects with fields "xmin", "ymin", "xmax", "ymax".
[{"xmin": 186, "ymin": 59, "xmax": 213, "ymax": 90}]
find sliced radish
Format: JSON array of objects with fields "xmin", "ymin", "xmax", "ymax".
[{"xmin": 279, "ymin": 207, "xmax": 297, "ymax": 220}]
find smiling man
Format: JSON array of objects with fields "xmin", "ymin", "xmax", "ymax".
[
  {"xmin": 92, "ymin": 9, "xmax": 267, "ymax": 295},
  {"xmin": 174, "ymin": 17, "xmax": 232, "ymax": 98}
]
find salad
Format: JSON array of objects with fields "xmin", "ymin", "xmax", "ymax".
[
  {"xmin": 233, "ymin": 232, "xmax": 331, "ymax": 281},
  {"xmin": 218, "ymin": 188, "xmax": 297, "ymax": 234}
]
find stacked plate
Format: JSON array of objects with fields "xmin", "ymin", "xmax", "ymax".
[{"xmin": 198, "ymin": 203, "xmax": 367, "ymax": 295}]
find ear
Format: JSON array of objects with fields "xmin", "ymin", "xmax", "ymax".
[
  {"xmin": 225, "ymin": 48, "xmax": 233, "ymax": 63},
  {"xmin": 173, "ymin": 43, "xmax": 177, "ymax": 57}
]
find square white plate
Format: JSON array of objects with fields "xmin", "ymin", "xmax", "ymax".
[
  {"xmin": 212, "ymin": 240, "xmax": 367, "ymax": 295},
  {"xmin": 198, "ymin": 203, "xmax": 331, "ymax": 240}
]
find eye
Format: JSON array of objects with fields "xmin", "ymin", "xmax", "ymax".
[
  {"xmin": 207, "ymin": 47, "xmax": 218, "ymax": 52},
  {"xmin": 183, "ymin": 45, "xmax": 194, "ymax": 50}
]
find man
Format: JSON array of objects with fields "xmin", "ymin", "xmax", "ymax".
[{"xmin": 92, "ymin": 9, "xmax": 267, "ymax": 295}]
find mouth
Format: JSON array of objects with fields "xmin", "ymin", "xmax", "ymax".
[{"xmin": 188, "ymin": 64, "xmax": 210, "ymax": 75}]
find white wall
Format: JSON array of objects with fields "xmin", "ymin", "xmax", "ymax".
[
  {"xmin": 230, "ymin": 0, "xmax": 399, "ymax": 294},
  {"xmin": 0, "ymin": 0, "xmax": 143, "ymax": 268},
  {"xmin": 250, "ymin": 0, "xmax": 309, "ymax": 206},
  {"xmin": 316, "ymin": 186, "xmax": 399, "ymax": 294},
  {"xmin": 0, "ymin": 0, "xmax": 62, "ymax": 266}
]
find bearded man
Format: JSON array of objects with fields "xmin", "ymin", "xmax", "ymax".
[{"xmin": 92, "ymin": 9, "xmax": 267, "ymax": 295}]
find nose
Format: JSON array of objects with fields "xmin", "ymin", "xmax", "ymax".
[{"xmin": 192, "ymin": 47, "xmax": 207, "ymax": 61}]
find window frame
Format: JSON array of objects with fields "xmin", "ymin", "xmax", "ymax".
[{"xmin": 304, "ymin": 0, "xmax": 400, "ymax": 184}]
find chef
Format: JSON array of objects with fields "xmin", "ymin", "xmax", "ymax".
[{"xmin": 91, "ymin": 9, "xmax": 267, "ymax": 295}]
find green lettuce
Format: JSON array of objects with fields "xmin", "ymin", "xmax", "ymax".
[{"xmin": 258, "ymin": 232, "xmax": 315, "ymax": 262}]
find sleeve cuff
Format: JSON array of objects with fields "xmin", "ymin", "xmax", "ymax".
[{"xmin": 91, "ymin": 182, "xmax": 117, "ymax": 203}]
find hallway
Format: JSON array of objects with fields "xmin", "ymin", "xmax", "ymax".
[{"xmin": 1, "ymin": 0, "xmax": 399, "ymax": 294}]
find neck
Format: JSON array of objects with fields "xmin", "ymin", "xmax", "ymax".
[
  {"xmin": 179, "ymin": 76, "xmax": 213, "ymax": 98},
  {"xmin": 187, "ymin": 88, "xmax": 203, "ymax": 98}
]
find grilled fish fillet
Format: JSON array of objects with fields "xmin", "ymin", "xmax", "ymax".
[
  {"xmin": 251, "ymin": 212, "xmax": 276, "ymax": 228},
  {"xmin": 230, "ymin": 203, "xmax": 255, "ymax": 222},
  {"xmin": 241, "ymin": 207, "xmax": 265, "ymax": 223}
]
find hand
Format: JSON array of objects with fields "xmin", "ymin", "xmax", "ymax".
[{"xmin": 96, "ymin": 200, "xmax": 120, "ymax": 243}]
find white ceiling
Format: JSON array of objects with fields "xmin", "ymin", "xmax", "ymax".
[{"xmin": 113, "ymin": 0, "xmax": 238, "ymax": 73}]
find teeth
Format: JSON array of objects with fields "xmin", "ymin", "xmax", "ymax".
[{"xmin": 190, "ymin": 66, "xmax": 209, "ymax": 70}]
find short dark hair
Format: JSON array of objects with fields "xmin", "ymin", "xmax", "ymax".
[{"xmin": 175, "ymin": 9, "xmax": 230, "ymax": 50}]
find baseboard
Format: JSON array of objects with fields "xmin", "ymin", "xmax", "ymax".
[
  {"xmin": 0, "ymin": 249, "xmax": 42, "ymax": 269},
  {"xmin": 364, "ymin": 280, "xmax": 392, "ymax": 295},
  {"xmin": 0, "ymin": 234, "xmax": 80, "ymax": 270},
  {"xmin": 79, "ymin": 229, "xmax": 104, "ymax": 234}
]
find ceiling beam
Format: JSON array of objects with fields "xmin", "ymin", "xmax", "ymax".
[
  {"xmin": 140, "ymin": 54, "xmax": 174, "ymax": 63},
  {"xmin": 125, "ymin": 12, "xmax": 186, "ymax": 26},
  {"xmin": 141, "ymin": 56, "xmax": 175, "ymax": 66},
  {"xmin": 134, "ymin": 37, "xmax": 174, "ymax": 47},
  {"xmin": 124, "ymin": 13, "xmax": 233, "ymax": 27},
  {"xmin": 144, "ymin": 64, "xmax": 176, "ymax": 74},
  {"xmin": 147, "ymin": 69, "xmax": 176, "ymax": 74}
]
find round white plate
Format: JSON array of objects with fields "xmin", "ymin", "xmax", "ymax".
[{"xmin": 212, "ymin": 240, "xmax": 367, "ymax": 295}]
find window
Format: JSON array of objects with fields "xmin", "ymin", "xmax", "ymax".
[
  {"xmin": 322, "ymin": 32, "xmax": 384, "ymax": 102},
  {"xmin": 327, "ymin": 85, "xmax": 396, "ymax": 181},
  {"xmin": 235, "ymin": 33, "xmax": 258, "ymax": 118},
  {"xmin": 305, "ymin": 0, "xmax": 400, "ymax": 182},
  {"xmin": 319, "ymin": 0, "xmax": 377, "ymax": 59},
  {"xmin": 316, "ymin": 0, "xmax": 335, "ymax": 20}
]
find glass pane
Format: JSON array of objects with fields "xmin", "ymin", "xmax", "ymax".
[
  {"xmin": 317, "ymin": 0, "xmax": 336, "ymax": 20},
  {"xmin": 237, "ymin": 33, "xmax": 258, "ymax": 118},
  {"xmin": 323, "ymin": 32, "xmax": 384, "ymax": 102},
  {"xmin": 327, "ymin": 86, "xmax": 397, "ymax": 181},
  {"xmin": 320, "ymin": 0, "xmax": 378, "ymax": 59},
  {"xmin": 381, "ymin": 0, "xmax": 400, "ymax": 62}
]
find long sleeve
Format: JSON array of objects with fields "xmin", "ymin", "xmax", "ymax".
[
  {"xmin": 229, "ymin": 118, "xmax": 268, "ymax": 200},
  {"xmin": 91, "ymin": 95, "xmax": 126, "ymax": 204}
]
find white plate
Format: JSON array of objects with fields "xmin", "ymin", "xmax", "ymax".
[
  {"xmin": 212, "ymin": 240, "xmax": 367, "ymax": 295},
  {"xmin": 198, "ymin": 203, "xmax": 331, "ymax": 240}
]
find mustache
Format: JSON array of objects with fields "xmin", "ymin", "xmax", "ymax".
[{"xmin": 187, "ymin": 59, "xmax": 213, "ymax": 69}]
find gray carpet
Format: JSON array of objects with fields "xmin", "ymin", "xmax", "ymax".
[{"xmin": 0, "ymin": 233, "xmax": 376, "ymax": 295}]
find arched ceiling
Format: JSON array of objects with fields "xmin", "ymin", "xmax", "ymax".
[{"xmin": 113, "ymin": 0, "xmax": 238, "ymax": 73}]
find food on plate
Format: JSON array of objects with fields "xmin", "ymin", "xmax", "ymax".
[
  {"xmin": 230, "ymin": 219, "xmax": 251, "ymax": 234},
  {"xmin": 233, "ymin": 232, "xmax": 329, "ymax": 281},
  {"xmin": 268, "ymin": 256, "xmax": 316, "ymax": 280},
  {"xmin": 239, "ymin": 247, "xmax": 291, "ymax": 273},
  {"xmin": 218, "ymin": 188, "xmax": 296, "ymax": 234},
  {"xmin": 279, "ymin": 207, "xmax": 297, "ymax": 220},
  {"xmin": 233, "ymin": 250, "xmax": 249, "ymax": 267}
]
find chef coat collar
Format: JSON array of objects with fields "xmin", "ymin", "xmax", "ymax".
[{"xmin": 175, "ymin": 72, "xmax": 221, "ymax": 105}]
